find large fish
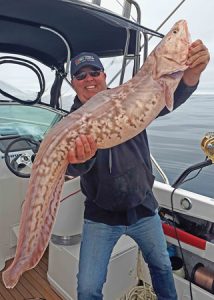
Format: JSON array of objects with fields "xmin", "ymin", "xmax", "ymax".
[{"xmin": 2, "ymin": 19, "xmax": 190, "ymax": 288}]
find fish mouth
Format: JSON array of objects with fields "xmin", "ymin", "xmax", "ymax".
[{"xmin": 179, "ymin": 19, "xmax": 191, "ymax": 44}]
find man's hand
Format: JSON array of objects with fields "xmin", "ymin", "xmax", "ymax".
[
  {"xmin": 183, "ymin": 39, "xmax": 210, "ymax": 86},
  {"xmin": 67, "ymin": 135, "xmax": 97, "ymax": 164}
]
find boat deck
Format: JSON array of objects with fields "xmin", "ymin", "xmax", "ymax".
[{"xmin": 0, "ymin": 249, "xmax": 63, "ymax": 300}]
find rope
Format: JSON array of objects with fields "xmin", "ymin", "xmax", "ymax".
[{"xmin": 119, "ymin": 281, "xmax": 157, "ymax": 300}]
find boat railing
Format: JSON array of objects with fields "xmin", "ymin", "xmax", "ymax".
[{"xmin": 150, "ymin": 154, "xmax": 170, "ymax": 184}]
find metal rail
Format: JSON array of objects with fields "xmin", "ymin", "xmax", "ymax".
[{"xmin": 108, "ymin": 0, "xmax": 187, "ymax": 86}]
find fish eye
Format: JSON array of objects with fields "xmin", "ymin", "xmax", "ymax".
[{"xmin": 173, "ymin": 27, "xmax": 179, "ymax": 34}]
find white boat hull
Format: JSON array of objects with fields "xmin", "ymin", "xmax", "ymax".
[{"xmin": 1, "ymin": 164, "xmax": 214, "ymax": 299}]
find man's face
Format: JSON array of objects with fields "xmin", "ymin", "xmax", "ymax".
[{"xmin": 71, "ymin": 67, "xmax": 107, "ymax": 103}]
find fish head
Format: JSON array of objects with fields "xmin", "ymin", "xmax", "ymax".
[{"xmin": 154, "ymin": 19, "xmax": 191, "ymax": 79}]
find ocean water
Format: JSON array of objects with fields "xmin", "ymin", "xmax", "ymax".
[
  {"xmin": 147, "ymin": 94, "xmax": 214, "ymax": 198},
  {"xmin": 2, "ymin": 93, "xmax": 213, "ymax": 198}
]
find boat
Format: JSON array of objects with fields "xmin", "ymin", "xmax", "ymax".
[{"xmin": 0, "ymin": 0, "xmax": 214, "ymax": 299}]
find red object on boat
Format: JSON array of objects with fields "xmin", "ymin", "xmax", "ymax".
[{"xmin": 162, "ymin": 223, "xmax": 207, "ymax": 250}]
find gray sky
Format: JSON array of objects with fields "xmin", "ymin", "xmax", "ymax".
[
  {"xmin": 140, "ymin": 0, "xmax": 214, "ymax": 94},
  {"xmin": 0, "ymin": 0, "xmax": 213, "ymax": 100},
  {"xmin": 101, "ymin": 0, "xmax": 213, "ymax": 93}
]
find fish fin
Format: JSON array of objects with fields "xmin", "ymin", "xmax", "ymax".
[
  {"xmin": 165, "ymin": 84, "xmax": 174, "ymax": 111},
  {"xmin": 165, "ymin": 71, "xmax": 184, "ymax": 111}
]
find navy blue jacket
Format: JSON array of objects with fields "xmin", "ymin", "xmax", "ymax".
[{"xmin": 67, "ymin": 80, "xmax": 197, "ymax": 225}]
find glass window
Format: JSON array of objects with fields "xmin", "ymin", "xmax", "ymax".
[{"xmin": 0, "ymin": 103, "xmax": 65, "ymax": 140}]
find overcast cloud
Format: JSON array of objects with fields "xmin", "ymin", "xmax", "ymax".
[
  {"xmin": 101, "ymin": 0, "xmax": 213, "ymax": 93},
  {"xmin": 0, "ymin": 0, "xmax": 213, "ymax": 99},
  {"xmin": 139, "ymin": 0, "xmax": 214, "ymax": 93}
]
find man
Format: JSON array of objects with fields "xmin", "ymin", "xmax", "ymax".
[{"xmin": 67, "ymin": 41, "xmax": 210, "ymax": 300}]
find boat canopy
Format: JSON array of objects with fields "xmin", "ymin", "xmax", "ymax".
[
  {"xmin": 0, "ymin": 0, "xmax": 164, "ymax": 107},
  {"xmin": 0, "ymin": 0, "xmax": 163, "ymax": 71}
]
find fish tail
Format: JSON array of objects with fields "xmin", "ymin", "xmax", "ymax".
[
  {"xmin": 2, "ymin": 263, "xmax": 22, "ymax": 289},
  {"xmin": 2, "ymin": 165, "xmax": 67, "ymax": 289}
]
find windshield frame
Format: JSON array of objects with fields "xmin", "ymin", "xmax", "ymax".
[{"xmin": 0, "ymin": 102, "xmax": 66, "ymax": 142}]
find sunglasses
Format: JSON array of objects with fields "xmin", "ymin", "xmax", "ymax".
[{"xmin": 72, "ymin": 70, "xmax": 103, "ymax": 81}]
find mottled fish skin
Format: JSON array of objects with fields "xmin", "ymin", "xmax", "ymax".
[{"xmin": 2, "ymin": 20, "xmax": 190, "ymax": 288}]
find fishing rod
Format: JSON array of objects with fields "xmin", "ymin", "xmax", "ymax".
[
  {"xmin": 141, "ymin": 0, "xmax": 187, "ymax": 46},
  {"xmin": 108, "ymin": 0, "xmax": 187, "ymax": 86},
  {"xmin": 172, "ymin": 132, "xmax": 214, "ymax": 188},
  {"xmin": 165, "ymin": 132, "xmax": 214, "ymax": 300}
]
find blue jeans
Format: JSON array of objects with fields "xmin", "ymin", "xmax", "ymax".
[{"xmin": 77, "ymin": 212, "xmax": 177, "ymax": 300}]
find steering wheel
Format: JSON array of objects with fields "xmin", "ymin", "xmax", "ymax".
[{"xmin": 4, "ymin": 136, "xmax": 40, "ymax": 178}]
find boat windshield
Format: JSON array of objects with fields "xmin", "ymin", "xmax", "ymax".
[{"xmin": 0, "ymin": 103, "xmax": 64, "ymax": 141}]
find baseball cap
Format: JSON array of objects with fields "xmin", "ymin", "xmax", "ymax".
[{"xmin": 70, "ymin": 52, "xmax": 104, "ymax": 76}]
